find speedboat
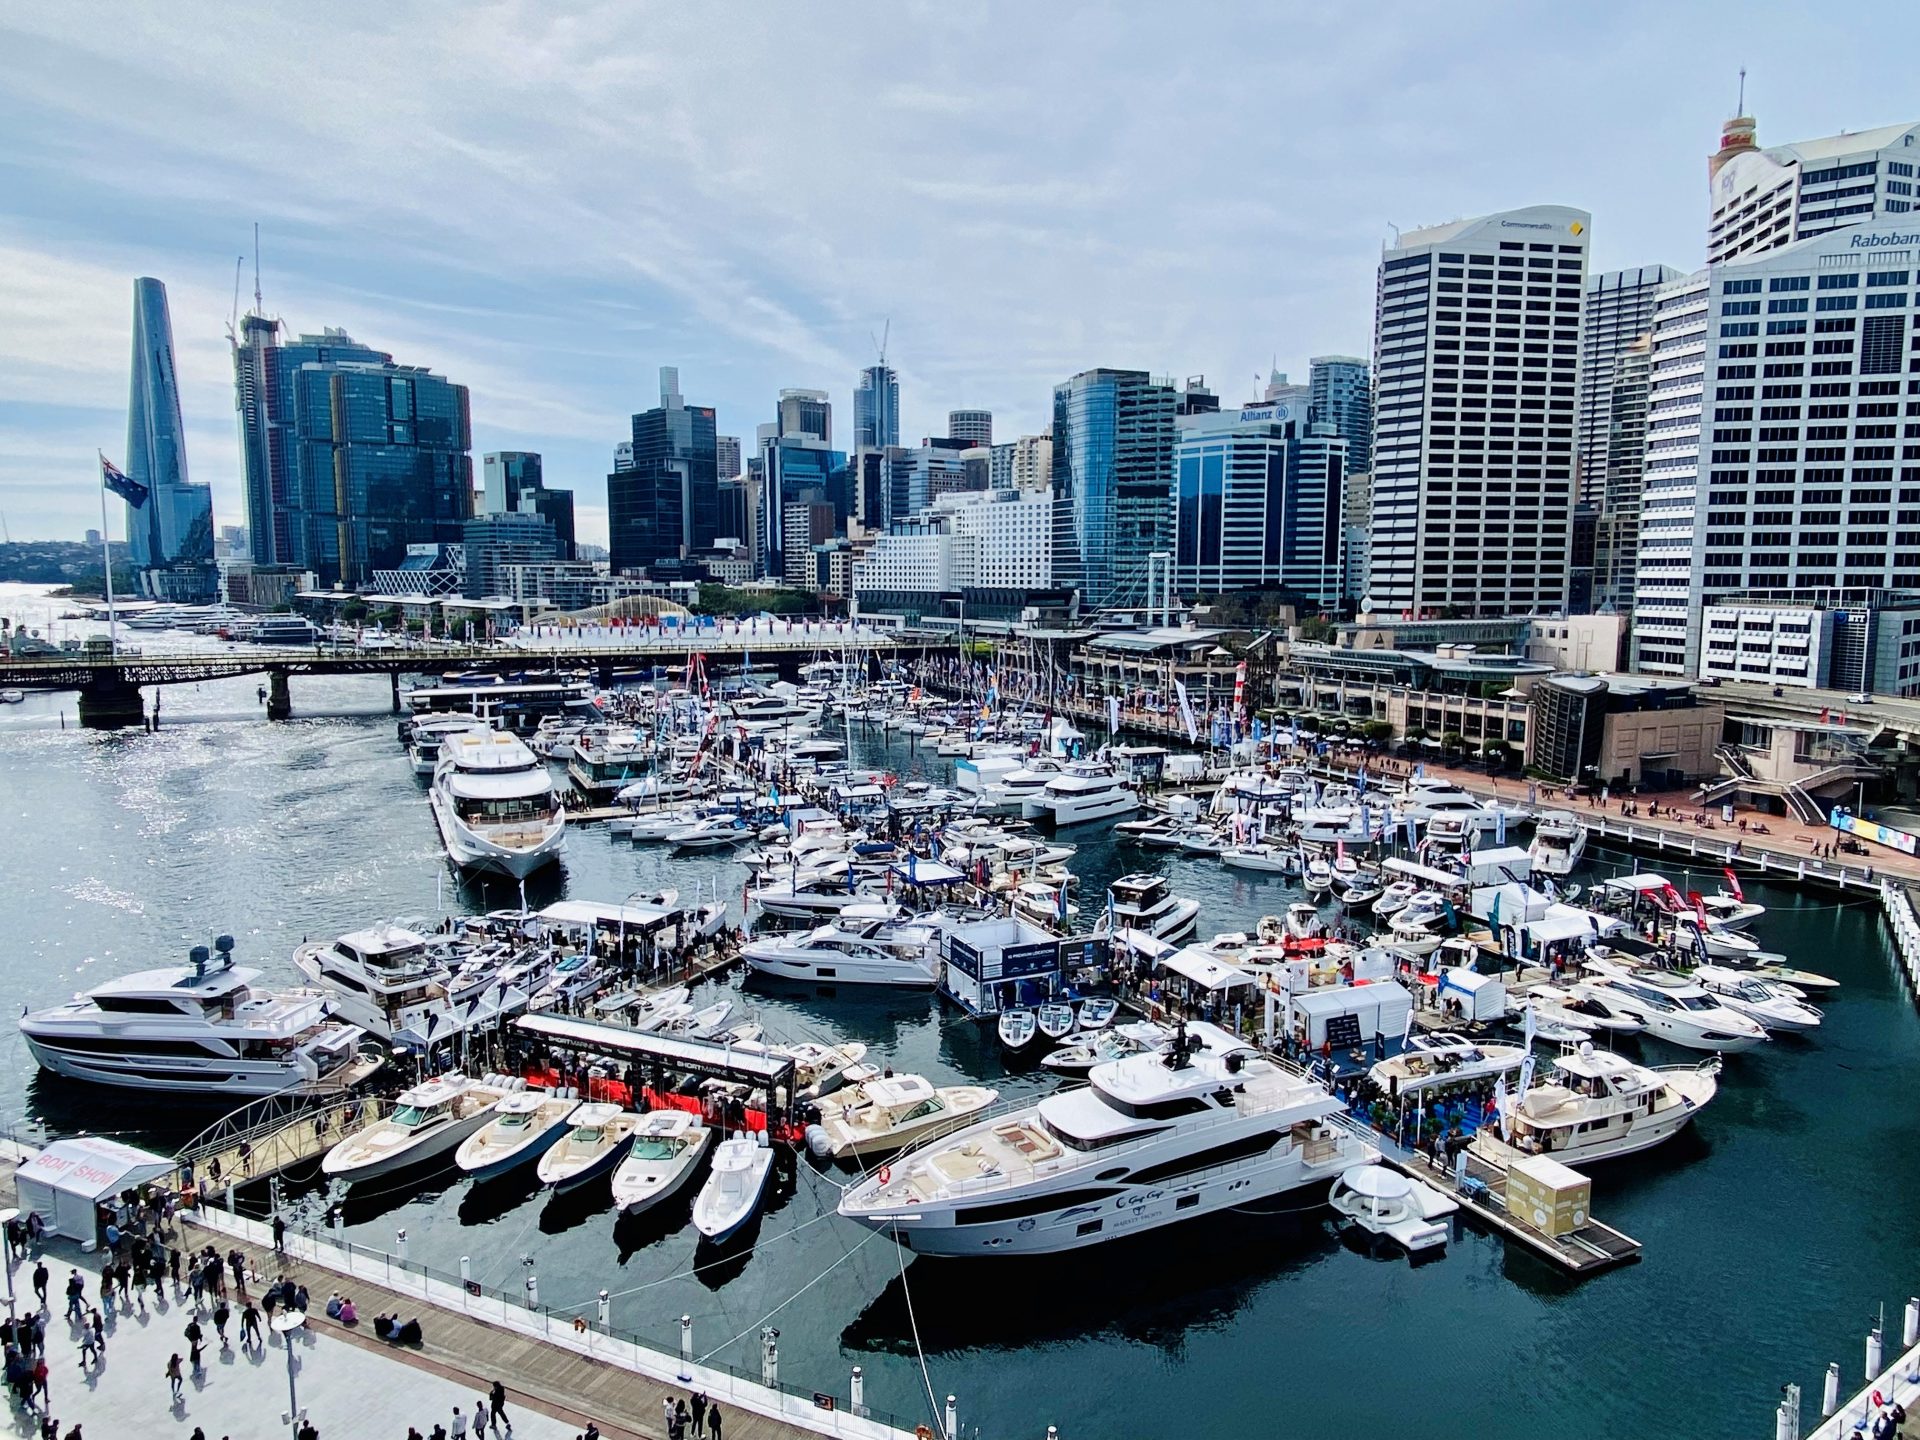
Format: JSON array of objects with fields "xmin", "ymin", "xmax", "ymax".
[
  {"xmin": 667, "ymin": 816, "xmax": 752, "ymax": 851},
  {"xmin": 627, "ymin": 985, "xmax": 691, "ymax": 1027},
  {"xmin": 1077, "ymin": 997, "xmax": 1120, "ymax": 1031},
  {"xmin": 1283, "ymin": 902, "xmax": 1323, "ymax": 941},
  {"xmin": 1020, "ymin": 759, "xmax": 1140, "ymax": 827},
  {"xmin": 21, "ymin": 938, "xmax": 374, "ymax": 1099},
  {"xmin": 1038, "ymin": 1021, "xmax": 1167, "ymax": 1076},
  {"xmin": 1220, "ymin": 844, "xmax": 1297, "ymax": 875},
  {"xmin": 1340, "ymin": 875, "xmax": 1385, "ymax": 911},
  {"xmin": 1303, "ymin": 859, "xmax": 1335, "ymax": 897},
  {"xmin": 1113, "ymin": 813, "xmax": 1180, "ymax": 843},
  {"xmin": 1368, "ymin": 1032, "xmax": 1527, "ymax": 1101},
  {"xmin": 536, "ymin": 1103, "xmax": 644, "ymax": 1192},
  {"xmin": 1176, "ymin": 827, "xmax": 1226, "ymax": 858},
  {"xmin": 1528, "ymin": 811, "xmax": 1588, "ymax": 877},
  {"xmin": 838, "ymin": 1022, "xmax": 1375, "ymax": 1256},
  {"xmin": 805, "ymin": 1074, "xmax": 999, "ymax": 1160},
  {"xmin": 456, "ymin": 1094, "xmax": 580, "ymax": 1182},
  {"xmin": 1011, "ymin": 880, "xmax": 1078, "ymax": 928},
  {"xmin": 1670, "ymin": 917, "xmax": 1763, "ymax": 963},
  {"xmin": 1524, "ymin": 983, "xmax": 1646, "ymax": 1036},
  {"xmin": 773, "ymin": 1041, "xmax": 871, "ymax": 1101},
  {"xmin": 1093, "ymin": 874, "xmax": 1200, "ymax": 944},
  {"xmin": 742, "ymin": 917, "xmax": 940, "ymax": 987},
  {"xmin": 428, "ymin": 730, "xmax": 566, "ymax": 879},
  {"xmin": 1329, "ymin": 1164, "xmax": 1455, "ymax": 1253},
  {"xmin": 1387, "ymin": 893, "xmax": 1452, "ymax": 955},
  {"xmin": 629, "ymin": 806, "xmax": 707, "ymax": 843},
  {"xmin": 1036, "ymin": 1002, "xmax": 1077, "ymax": 1041},
  {"xmin": 322, "ymin": 1074, "xmax": 513, "ymax": 1182},
  {"xmin": 1691, "ymin": 965, "xmax": 1823, "ymax": 1032},
  {"xmin": 693, "ymin": 1133, "xmax": 774, "ymax": 1242},
  {"xmin": 1372, "ymin": 881, "xmax": 1419, "ymax": 919},
  {"xmin": 610, "ymin": 1111, "xmax": 714, "ymax": 1215},
  {"xmin": 1699, "ymin": 891, "xmax": 1766, "ymax": 931},
  {"xmin": 1578, "ymin": 957, "xmax": 1768, "ymax": 1053},
  {"xmin": 1477, "ymin": 1043, "xmax": 1722, "ymax": 1165},
  {"xmin": 998, "ymin": 1008, "xmax": 1039, "ymax": 1051},
  {"xmin": 653, "ymin": 1000, "xmax": 734, "ymax": 1040}
]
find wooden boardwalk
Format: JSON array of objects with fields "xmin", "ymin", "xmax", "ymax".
[{"xmin": 183, "ymin": 1210, "xmax": 918, "ymax": 1440}]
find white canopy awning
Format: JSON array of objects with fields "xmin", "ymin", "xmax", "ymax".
[
  {"xmin": 1161, "ymin": 948, "xmax": 1257, "ymax": 993},
  {"xmin": 16, "ymin": 1137, "xmax": 174, "ymax": 1241}
]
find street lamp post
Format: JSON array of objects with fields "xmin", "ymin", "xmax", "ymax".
[
  {"xmin": 273, "ymin": 1309, "xmax": 307, "ymax": 1437},
  {"xmin": 0, "ymin": 1207, "xmax": 18, "ymax": 1315}
]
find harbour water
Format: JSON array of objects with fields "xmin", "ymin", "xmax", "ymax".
[{"xmin": 3, "ymin": 591, "xmax": 1917, "ymax": 1437}]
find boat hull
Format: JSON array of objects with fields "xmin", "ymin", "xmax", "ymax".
[
  {"xmin": 323, "ymin": 1110, "xmax": 495, "ymax": 1183},
  {"xmin": 742, "ymin": 952, "xmax": 937, "ymax": 987},
  {"xmin": 21, "ymin": 1038, "xmax": 323, "ymax": 1099}
]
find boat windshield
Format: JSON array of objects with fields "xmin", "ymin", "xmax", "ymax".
[
  {"xmin": 630, "ymin": 1138, "xmax": 681, "ymax": 1160},
  {"xmin": 573, "ymin": 1126, "xmax": 606, "ymax": 1144},
  {"xmin": 1038, "ymin": 1115, "xmax": 1166, "ymax": 1152},
  {"xmin": 496, "ymin": 1111, "xmax": 531, "ymax": 1130},
  {"xmin": 392, "ymin": 1103, "xmax": 438, "ymax": 1128}
]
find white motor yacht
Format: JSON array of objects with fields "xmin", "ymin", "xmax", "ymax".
[
  {"xmin": 1367, "ymin": 1032, "xmax": 1527, "ymax": 1100},
  {"xmin": 1578, "ymin": 957, "xmax": 1769, "ymax": 1052},
  {"xmin": 747, "ymin": 868, "xmax": 891, "ymax": 920},
  {"xmin": 666, "ymin": 815, "xmax": 752, "ymax": 850},
  {"xmin": 292, "ymin": 924, "xmax": 477, "ymax": 1043},
  {"xmin": 742, "ymin": 917, "xmax": 940, "ymax": 987},
  {"xmin": 1092, "ymin": 874, "xmax": 1201, "ymax": 944},
  {"xmin": 1477, "ymin": 1043, "xmax": 1722, "ymax": 1165},
  {"xmin": 1700, "ymin": 891, "xmax": 1766, "ymax": 931},
  {"xmin": 839, "ymin": 1022, "xmax": 1375, "ymax": 1256},
  {"xmin": 1038, "ymin": 1021, "xmax": 1167, "ymax": 1076},
  {"xmin": 1219, "ymin": 844, "xmax": 1297, "ymax": 875},
  {"xmin": 536, "ymin": 1103, "xmax": 645, "ymax": 1192},
  {"xmin": 1303, "ymin": 859, "xmax": 1335, "ymax": 896},
  {"xmin": 1523, "ymin": 983, "xmax": 1646, "ymax": 1036},
  {"xmin": 429, "ymin": 731, "xmax": 566, "ymax": 879},
  {"xmin": 408, "ymin": 714, "xmax": 490, "ymax": 777},
  {"xmin": 610, "ymin": 1111, "xmax": 714, "ymax": 1215},
  {"xmin": 456, "ymin": 1094, "xmax": 580, "ymax": 1182},
  {"xmin": 1387, "ymin": 892, "xmax": 1453, "ymax": 955},
  {"xmin": 1528, "ymin": 811, "xmax": 1588, "ymax": 877},
  {"xmin": 1691, "ymin": 965, "xmax": 1823, "ymax": 1032},
  {"xmin": 1283, "ymin": 902, "xmax": 1323, "ymax": 941},
  {"xmin": 1340, "ymin": 875, "xmax": 1385, "ymax": 911},
  {"xmin": 20, "ymin": 938, "xmax": 374, "ymax": 1099},
  {"xmin": 1020, "ymin": 759, "xmax": 1139, "ymax": 827},
  {"xmin": 772, "ymin": 1041, "xmax": 872, "ymax": 1101},
  {"xmin": 322, "ymin": 1074, "xmax": 514, "ymax": 1181},
  {"xmin": 805, "ymin": 1074, "xmax": 999, "ymax": 1159},
  {"xmin": 692, "ymin": 1133, "xmax": 774, "ymax": 1242}
]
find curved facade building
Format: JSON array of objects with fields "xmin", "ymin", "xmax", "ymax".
[{"xmin": 126, "ymin": 277, "xmax": 214, "ymax": 592}]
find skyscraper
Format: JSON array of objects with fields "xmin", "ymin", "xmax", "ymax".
[
  {"xmin": 1368, "ymin": 204, "xmax": 1590, "ymax": 617},
  {"xmin": 1591, "ymin": 334, "xmax": 1653, "ymax": 614},
  {"xmin": 609, "ymin": 367, "xmax": 719, "ymax": 575},
  {"xmin": 1578, "ymin": 267, "xmax": 1682, "ymax": 506},
  {"xmin": 716, "ymin": 435, "xmax": 743, "ymax": 481},
  {"xmin": 233, "ymin": 319, "xmax": 392, "ymax": 568},
  {"xmin": 463, "ymin": 512, "xmax": 558, "ymax": 599},
  {"xmin": 125, "ymin": 278, "xmax": 214, "ymax": 596},
  {"xmin": 1707, "ymin": 116, "xmax": 1920, "ymax": 264},
  {"xmin": 854, "ymin": 365, "xmax": 899, "ymax": 449},
  {"xmin": 481, "ymin": 452, "xmax": 574, "ymax": 560},
  {"xmin": 762, "ymin": 436, "xmax": 847, "ymax": 574},
  {"xmin": 1172, "ymin": 396, "xmax": 1345, "ymax": 607},
  {"xmin": 1050, "ymin": 368, "xmax": 1179, "ymax": 609},
  {"xmin": 948, "ymin": 409, "xmax": 993, "ymax": 447},
  {"xmin": 1308, "ymin": 356, "xmax": 1373, "ymax": 475},
  {"xmin": 1631, "ymin": 215, "xmax": 1920, "ymax": 679},
  {"xmin": 778, "ymin": 388, "xmax": 831, "ymax": 446}
]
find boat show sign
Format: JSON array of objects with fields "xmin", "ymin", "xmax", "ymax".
[{"xmin": 1831, "ymin": 809, "xmax": 1919, "ymax": 856}]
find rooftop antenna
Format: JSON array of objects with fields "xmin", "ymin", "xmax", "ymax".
[{"xmin": 1736, "ymin": 66, "xmax": 1746, "ymax": 115}]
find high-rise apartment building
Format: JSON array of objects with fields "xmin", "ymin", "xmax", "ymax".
[
  {"xmin": 1051, "ymin": 369, "xmax": 1181, "ymax": 609},
  {"xmin": 1591, "ymin": 335, "xmax": 1654, "ymax": 613},
  {"xmin": 778, "ymin": 388, "xmax": 832, "ymax": 446},
  {"xmin": 854, "ymin": 366, "xmax": 899, "ymax": 449},
  {"xmin": 948, "ymin": 409, "xmax": 993, "ymax": 447},
  {"xmin": 1368, "ymin": 204, "xmax": 1590, "ymax": 617},
  {"xmin": 609, "ymin": 367, "xmax": 719, "ymax": 575},
  {"xmin": 124, "ymin": 278, "xmax": 215, "ymax": 597},
  {"xmin": 1579, "ymin": 268, "xmax": 1683, "ymax": 508},
  {"xmin": 1011, "ymin": 434, "xmax": 1053, "ymax": 492},
  {"xmin": 716, "ymin": 435, "xmax": 742, "ymax": 481},
  {"xmin": 1308, "ymin": 356, "xmax": 1373, "ymax": 475},
  {"xmin": 1631, "ymin": 217, "xmax": 1920, "ymax": 677},
  {"xmin": 1708, "ymin": 116, "xmax": 1920, "ymax": 264},
  {"xmin": 1171, "ymin": 398, "xmax": 1346, "ymax": 607}
]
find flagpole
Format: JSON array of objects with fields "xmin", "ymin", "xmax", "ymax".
[{"xmin": 97, "ymin": 453, "xmax": 117, "ymax": 660}]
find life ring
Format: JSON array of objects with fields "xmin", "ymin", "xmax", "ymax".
[
  {"xmin": 917, "ymin": 1427, "xmax": 936, "ymax": 1439},
  {"xmin": 878, "ymin": 1164, "xmax": 892, "ymax": 1185}
]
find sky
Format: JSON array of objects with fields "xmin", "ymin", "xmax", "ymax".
[{"xmin": 1, "ymin": 1, "xmax": 1915, "ymax": 549}]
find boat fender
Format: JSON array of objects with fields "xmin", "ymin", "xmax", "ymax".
[{"xmin": 804, "ymin": 1124, "xmax": 832, "ymax": 1158}]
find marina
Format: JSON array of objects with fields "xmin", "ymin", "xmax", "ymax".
[{"xmin": 3, "ymin": 635, "xmax": 1920, "ymax": 1439}]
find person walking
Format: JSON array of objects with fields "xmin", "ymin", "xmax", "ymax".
[
  {"xmin": 211, "ymin": 1298, "xmax": 230, "ymax": 1348},
  {"xmin": 32, "ymin": 1353, "xmax": 49, "ymax": 1409},
  {"xmin": 471, "ymin": 1395, "xmax": 489, "ymax": 1437},
  {"xmin": 240, "ymin": 1301, "xmax": 262, "ymax": 1349},
  {"xmin": 77, "ymin": 1323, "xmax": 98, "ymax": 1372},
  {"xmin": 86, "ymin": 1311, "xmax": 102, "ymax": 1360},
  {"xmin": 489, "ymin": 1379, "xmax": 511, "ymax": 1433},
  {"xmin": 708, "ymin": 1405, "xmax": 722, "ymax": 1440},
  {"xmin": 62, "ymin": 1272, "xmax": 83, "ymax": 1322},
  {"xmin": 271, "ymin": 1216, "xmax": 286, "ymax": 1254},
  {"xmin": 32, "ymin": 1262, "xmax": 48, "ymax": 1309},
  {"xmin": 451, "ymin": 1405, "xmax": 468, "ymax": 1439},
  {"xmin": 165, "ymin": 1352, "xmax": 184, "ymax": 1401},
  {"xmin": 183, "ymin": 1318, "xmax": 203, "ymax": 1373}
]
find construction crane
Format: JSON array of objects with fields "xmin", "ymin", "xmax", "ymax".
[
  {"xmin": 226, "ymin": 255, "xmax": 244, "ymax": 342},
  {"xmin": 870, "ymin": 317, "xmax": 890, "ymax": 367}
]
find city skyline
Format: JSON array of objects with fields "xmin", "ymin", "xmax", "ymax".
[{"xmin": 0, "ymin": 5, "xmax": 1914, "ymax": 544}]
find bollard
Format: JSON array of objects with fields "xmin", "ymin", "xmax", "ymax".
[
  {"xmin": 1823, "ymin": 1361, "xmax": 1841, "ymax": 1417},
  {"xmin": 762, "ymin": 1326, "xmax": 779, "ymax": 1388},
  {"xmin": 460, "ymin": 1256, "xmax": 471, "ymax": 1284},
  {"xmin": 396, "ymin": 1228, "xmax": 408, "ymax": 1263},
  {"xmin": 1048, "ymin": 1429, "xmax": 1059, "ymax": 1440},
  {"xmin": 679, "ymin": 1314, "xmax": 693, "ymax": 1382},
  {"xmin": 597, "ymin": 1290, "xmax": 610, "ymax": 1328},
  {"xmin": 524, "ymin": 1274, "xmax": 538, "ymax": 1308},
  {"xmin": 850, "ymin": 1366, "xmax": 865, "ymax": 1418},
  {"xmin": 1777, "ymin": 1382, "xmax": 1800, "ymax": 1440},
  {"xmin": 1868, "ymin": 1323, "xmax": 1884, "ymax": 1382},
  {"xmin": 946, "ymin": 1394, "xmax": 958, "ymax": 1440},
  {"xmin": 226, "ymin": 1186, "xmax": 236, "ymax": 1215}
]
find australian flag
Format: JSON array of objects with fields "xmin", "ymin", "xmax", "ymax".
[{"xmin": 100, "ymin": 455, "xmax": 148, "ymax": 509}]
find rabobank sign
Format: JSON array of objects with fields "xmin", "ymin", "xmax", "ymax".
[{"xmin": 1850, "ymin": 231, "xmax": 1920, "ymax": 248}]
